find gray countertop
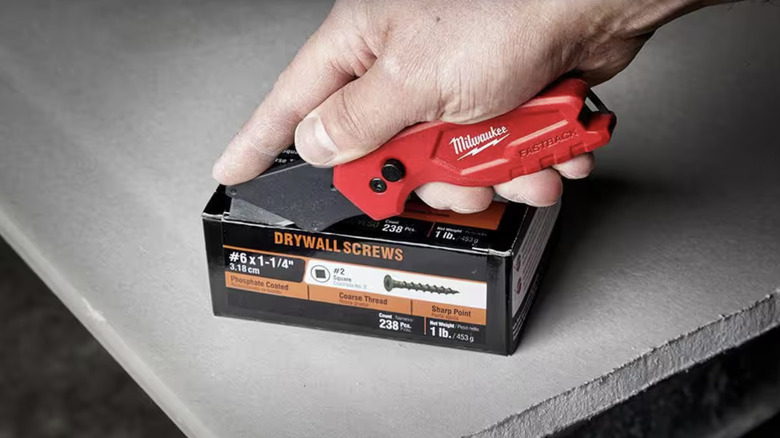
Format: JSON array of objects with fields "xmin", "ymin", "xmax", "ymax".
[{"xmin": 1, "ymin": 1, "xmax": 779, "ymax": 437}]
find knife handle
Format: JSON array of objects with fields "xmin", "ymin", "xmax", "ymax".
[{"xmin": 332, "ymin": 77, "xmax": 616, "ymax": 221}]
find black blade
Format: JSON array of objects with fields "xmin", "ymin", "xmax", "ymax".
[
  {"xmin": 228, "ymin": 198, "xmax": 294, "ymax": 227},
  {"xmin": 225, "ymin": 162, "xmax": 364, "ymax": 232}
]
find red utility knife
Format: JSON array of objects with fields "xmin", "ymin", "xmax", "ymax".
[{"xmin": 226, "ymin": 77, "xmax": 616, "ymax": 232}]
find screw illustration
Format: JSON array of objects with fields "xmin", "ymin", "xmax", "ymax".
[{"xmin": 383, "ymin": 274, "xmax": 459, "ymax": 295}]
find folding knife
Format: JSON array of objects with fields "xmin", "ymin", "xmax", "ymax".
[{"xmin": 225, "ymin": 77, "xmax": 616, "ymax": 232}]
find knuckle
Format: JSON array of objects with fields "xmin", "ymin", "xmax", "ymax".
[
  {"xmin": 375, "ymin": 57, "xmax": 410, "ymax": 96},
  {"xmin": 331, "ymin": 89, "xmax": 369, "ymax": 143},
  {"xmin": 270, "ymin": 72, "xmax": 308, "ymax": 121},
  {"xmin": 376, "ymin": 57, "xmax": 439, "ymax": 122}
]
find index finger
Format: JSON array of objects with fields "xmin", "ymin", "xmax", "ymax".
[{"xmin": 212, "ymin": 18, "xmax": 370, "ymax": 185}]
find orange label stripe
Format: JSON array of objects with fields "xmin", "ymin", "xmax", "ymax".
[
  {"xmin": 412, "ymin": 300, "xmax": 486, "ymax": 325},
  {"xmin": 308, "ymin": 285, "xmax": 411, "ymax": 314},
  {"xmin": 225, "ymin": 272, "xmax": 309, "ymax": 299},
  {"xmin": 226, "ymin": 272, "xmax": 486, "ymax": 325}
]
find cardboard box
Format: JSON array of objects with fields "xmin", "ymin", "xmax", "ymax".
[{"xmin": 202, "ymin": 181, "xmax": 560, "ymax": 355}]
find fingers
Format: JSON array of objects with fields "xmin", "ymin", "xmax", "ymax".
[
  {"xmin": 414, "ymin": 153, "xmax": 594, "ymax": 212},
  {"xmin": 552, "ymin": 153, "xmax": 595, "ymax": 179},
  {"xmin": 294, "ymin": 65, "xmax": 431, "ymax": 167},
  {"xmin": 492, "ymin": 154, "xmax": 595, "ymax": 207},
  {"xmin": 493, "ymin": 168, "xmax": 563, "ymax": 207},
  {"xmin": 415, "ymin": 183, "xmax": 494, "ymax": 214},
  {"xmin": 414, "ymin": 169, "xmax": 563, "ymax": 213},
  {"xmin": 212, "ymin": 19, "xmax": 370, "ymax": 185}
]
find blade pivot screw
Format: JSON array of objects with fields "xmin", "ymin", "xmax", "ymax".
[
  {"xmin": 370, "ymin": 178, "xmax": 387, "ymax": 193},
  {"xmin": 381, "ymin": 159, "xmax": 405, "ymax": 182}
]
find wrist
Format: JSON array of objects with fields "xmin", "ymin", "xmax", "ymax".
[{"xmin": 582, "ymin": 0, "xmax": 708, "ymax": 39}]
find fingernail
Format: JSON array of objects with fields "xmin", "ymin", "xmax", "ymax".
[
  {"xmin": 526, "ymin": 197, "xmax": 560, "ymax": 208},
  {"xmin": 212, "ymin": 148, "xmax": 241, "ymax": 184},
  {"xmin": 295, "ymin": 115, "xmax": 337, "ymax": 166},
  {"xmin": 450, "ymin": 205, "xmax": 485, "ymax": 214},
  {"xmin": 212, "ymin": 153, "xmax": 230, "ymax": 182}
]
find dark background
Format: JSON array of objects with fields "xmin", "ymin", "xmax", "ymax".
[{"xmin": 0, "ymin": 237, "xmax": 183, "ymax": 438}]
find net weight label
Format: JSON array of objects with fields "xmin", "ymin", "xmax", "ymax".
[
  {"xmin": 431, "ymin": 225, "xmax": 488, "ymax": 247},
  {"xmin": 427, "ymin": 319, "xmax": 485, "ymax": 344},
  {"xmin": 224, "ymin": 249, "xmax": 305, "ymax": 282},
  {"xmin": 373, "ymin": 313, "xmax": 486, "ymax": 344}
]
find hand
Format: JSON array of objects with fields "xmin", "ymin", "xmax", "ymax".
[{"xmin": 213, "ymin": 0, "xmax": 712, "ymax": 213}]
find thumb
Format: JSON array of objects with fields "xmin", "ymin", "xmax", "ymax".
[{"xmin": 294, "ymin": 66, "xmax": 433, "ymax": 167}]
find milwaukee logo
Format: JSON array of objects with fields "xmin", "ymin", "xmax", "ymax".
[{"xmin": 450, "ymin": 126, "xmax": 510, "ymax": 161}]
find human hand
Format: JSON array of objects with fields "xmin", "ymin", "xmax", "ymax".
[{"xmin": 213, "ymin": 0, "xmax": 712, "ymax": 213}]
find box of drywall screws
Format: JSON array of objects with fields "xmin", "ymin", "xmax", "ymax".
[{"xmin": 202, "ymin": 180, "xmax": 561, "ymax": 355}]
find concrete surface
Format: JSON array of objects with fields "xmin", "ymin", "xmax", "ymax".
[{"xmin": 0, "ymin": 1, "xmax": 779, "ymax": 437}]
